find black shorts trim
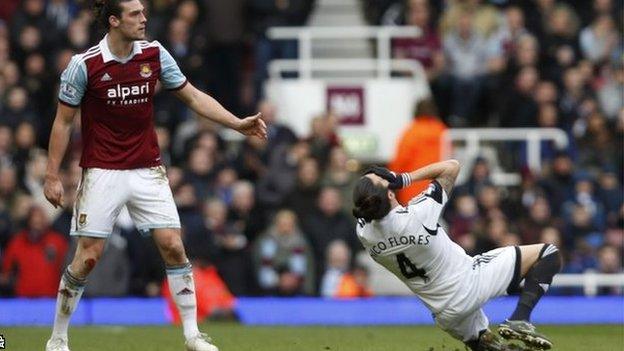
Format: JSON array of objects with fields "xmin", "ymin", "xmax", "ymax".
[{"xmin": 506, "ymin": 246, "xmax": 522, "ymax": 295}]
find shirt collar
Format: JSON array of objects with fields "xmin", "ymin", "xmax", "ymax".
[{"xmin": 99, "ymin": 34, "xmax": 143, "ymax": 63}]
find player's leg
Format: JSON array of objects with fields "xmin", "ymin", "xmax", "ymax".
[
  {"xmin": 437, "ymin": 309, "xmax": 510, "ymax": 351},
  {"xmin": 152, "ymin": 227, "xmax": 199, "ymax": 339},
  {"xmin": 47, "ymin": 237, "xmax": 106, "ymax": 351},
  {"xmin": 48, "ymin": 168, "xmax": 124, "ymax": 351},
  {"xmin": 152, "ymin": 228, "xmax": 218, "ymax": 351},
  {"xmin": 128, "ymin": 166, "xmax": 217, "ymax": 351},
  {"xmin": 499, "ymin": 244, "xmax": 561, "ymax": 349}
]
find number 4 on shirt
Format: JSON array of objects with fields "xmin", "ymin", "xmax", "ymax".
[{"xmin": 396, "ymin": 253, "xmax": 429, "ymax": 282}]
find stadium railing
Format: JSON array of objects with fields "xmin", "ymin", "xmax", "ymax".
[
  {"xmin": 266, "ymin": 26, "xmax": 422, "ymax": 80},
  {"xmin": 261, "ymin": 25, "xmax": 430, "ymax": 160},
  {"xmin": 441, "ymin": 128, "xmax": 570, "ymax": 186}
]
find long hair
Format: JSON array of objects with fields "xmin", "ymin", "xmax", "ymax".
[
  {"xmin": 93, "ymin": 0, "xmax": 134, "ymax": 30},
  {"xmin": 352, "ymin": 176, "xmax": 391, "ymax": 223}
]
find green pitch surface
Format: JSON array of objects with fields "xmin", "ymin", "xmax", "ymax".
[{"xmin": 2, "ymin": 324, "xmax": 622, "ymax": 351}]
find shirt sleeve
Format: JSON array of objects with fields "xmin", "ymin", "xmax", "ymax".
[
  {"xmin": 58, "ymin": 55, "xmax": 87, "ymax": 107},
  {"xmin": 157, "ymin": 41, "xmax": 187, "ymax": 90},
  {"xmin": 407, "ymin": 180, "xmax": 449, "ymax": 228}
]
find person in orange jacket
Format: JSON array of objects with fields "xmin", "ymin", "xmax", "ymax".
[{"xmin": 389, "ymin": 99, "xmax": 449, "ymax": 205}]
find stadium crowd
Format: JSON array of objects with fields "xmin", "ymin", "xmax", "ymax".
[{"xmin": 0, "ymin": 0, "xmax": 622, "ymax": 308}]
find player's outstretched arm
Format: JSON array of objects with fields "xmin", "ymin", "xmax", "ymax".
[
  {"xmin": 44, "ymin": 102, "xmax": 78, "ymax": 208},
  {"xmin": 173, "ymin": 83, "xmax": 267, "ymax": 139},
  {"xmin": 406, "ymin": 159, "xmax": 461, "ymax": 196}
]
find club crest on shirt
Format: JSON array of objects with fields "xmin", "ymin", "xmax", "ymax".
[
  {"xmin": 139, "ymin": 63, "xmax": 152, "ymax": 78},
  {"xmin": 78, "ymin": 213, "xmax": 87, "ymax": 227}
]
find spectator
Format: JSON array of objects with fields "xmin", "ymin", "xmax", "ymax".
[
  {"xmin": 442, "ymin": 5, "xmax": 500, "ymax": 125},
  {"xmin": 389, "ymin": 99, "xmax": 448, "ymax": 204},
  {"xmin": 176, "ymin": 183, "xmax": 211, "ymax": 264},
  {"xmin": 563, "ymin": 173, "xmax": 606, "ymax": 232},
  {"xmin": 597, "ymin": 63, "xmax": 624, "ymax": 120},
  {"xmin": 257, "ymin": 100, "xmax": 297, "ymax": 150},
  {"xmin": 46, "ymin": 0, "xmax": 77, "ymax": 33},
  {"xmin": 597, "ymin": 168, "xmax": 623, "ymax": 227},
  {"xmin": 284, "ymin": 157, "xmax": 322, "ymax": 220},
  {"xmin": 257, "ymin": 140, "xmax": 310, "ymax": 208},
  {"xmin": 596, "ymin": 245, "xmax": 623, "ymax": 295},
  {"xmin": 228, "ymin": 180, "xmax": 267, "ymax": 243},
  {"xmin": 501, "ymin": 66, "xmax": 539, "ymax": 128},
  {"xmin": 249, "ymin": 0, "xmax": 314, "ymax": 102},
  {"xmin": 539, "ymin": 151, "xmax": 576, "ymax": 216},
  {"xmin": 390, "ymin": 0, "xmax": 445, "ymax": 80},
  {"xmin": 301, "ymin": 187, "xmax": 359, "ymax": 288},
  {"xmin": 2, "ymin": 87, "xmax": 37, "ymax": 131},
  {"xmin": 321, "ymin": 240, "xmax": 372, "ymax": 298},
  {"xmin": 23, "ymin": 148, "xmax": 60, "ymax": 220},
  {"xmin": 455, "ymin": 156, "xmax": 493, "ymax": 197},
  {"xmin": 307, "ymin": 113, "xmax": 340, "ymax": 168},
  {"xmin": 320, "ymin": 240, "xmax": 351, "ymax": 297},
  {"xmin": 448, "ymin": 193, "xmax": 479, "ymax": 252},
  {"xmin": 164, "ymin": 17, "xmax": 205, "ymax": 90},
  {"xmin": 203, "ymin": 198, "xmax": 255, "ymax": 296},
  {"xmin": 541, "ymin": 4, "xmax": 581, "ymax": 80},
  {"xmin": 184, "ymin": 146, "xmax": 219, "ymax": 200},
  {"xmin": 254, "ymin": 209, "xmax": 314, "ymax": 295},
  {"xmin": 577, "ymin": 112, "xmax": 618, "ymax": 171},
  {"xmin": 519, "ymin": 196, "xmax": 560, "ymax": 244},
  {"xmin": 579, "ymin": 15, "xmax": 619, "ymax": 64},
  {"xmin": 204, "ymin": 0, "xmax": 246, "ymax": 115},
  {"xmin": 0, "ymin": 126, "xmax": 13, "ymax": 168},
  {"xmin": 233, "ymin": 136, "xmax": 269, "ymax": 182},
  {"xmin": 0, "ymin": 206, "xmax": 67, "ymax": 297},
  {"xmin": 322, "ymin": 146, "xmax": 358, "ymax": 213}
]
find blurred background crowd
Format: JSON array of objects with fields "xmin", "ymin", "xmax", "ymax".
[{"xmin": 0, "ymin": 0, "xmax": 622, "ymax": 312}]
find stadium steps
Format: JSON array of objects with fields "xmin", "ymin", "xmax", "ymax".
[{"xmin": 307, "ymin": 0, "xmax": 374, "ymax": 77}]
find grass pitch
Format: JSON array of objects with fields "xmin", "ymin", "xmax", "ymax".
[{"xmin": 2, "ymin": 323, "xmax": 622, "ymax": 351}]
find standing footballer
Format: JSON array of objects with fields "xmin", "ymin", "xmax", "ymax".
[
  {"xmin": 43, "ymin": 1, "xmax": 267, "ymax": 350},
  {"xmin": 352, "ymin": 161, "xmax": 561, "ymax": 351}
]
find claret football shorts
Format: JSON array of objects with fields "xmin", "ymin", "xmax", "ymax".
[{"xmin": 70, "ymin": 166, "xmax": 181, "ymax": 238}]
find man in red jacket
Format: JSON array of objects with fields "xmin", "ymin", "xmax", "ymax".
[{"xmin": 1, "ymin": 206, "xmax": 68, "ymax": 297}]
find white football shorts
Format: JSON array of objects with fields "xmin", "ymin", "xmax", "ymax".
[
  {"xmin": 434, "ymin": 246, "xmax": 521, "ymax": 342},
  {"xmin": 70, "ymin": 166, "xmax": 181, "ymax": 238}
]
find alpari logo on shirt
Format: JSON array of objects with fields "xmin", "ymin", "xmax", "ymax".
[{"xmin": 106, "ymin": 82, "xmax": 149, "ymax": 105}]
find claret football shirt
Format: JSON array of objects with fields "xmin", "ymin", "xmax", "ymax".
[{"xmin": 58, "ymin": 34, "xmax": 187, "ymax": 169}]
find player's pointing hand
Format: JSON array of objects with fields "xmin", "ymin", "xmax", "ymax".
[
  {"xmin": 44, "ymin": 174, "xmax": 64, "ymax": 208},
  {"xmin": 237, "ymin": 112, "xmax": 268, "ymax": 139}
]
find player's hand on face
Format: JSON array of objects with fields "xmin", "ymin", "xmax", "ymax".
[
  {"xmin": 44, "ymin": 174, "xmax": 64, "ymax": 208},
  {"xmin": 365, "ymin": 166, "xmax": 404, "ymax": 189},
  {"xmin": 237, "ymin": 112, "xmax": 267, "ymax": 139}
]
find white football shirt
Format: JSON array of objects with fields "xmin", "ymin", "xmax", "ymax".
[{"xmin": 356, "ymin": 181, "xmax": 473, "ymax": 313}]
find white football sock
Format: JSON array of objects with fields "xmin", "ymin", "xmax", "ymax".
[
  {"xmin": 51, "ymin": 267, "xmax": 86, "ymax": 339},
  {"xmin": 166, "ymin": 262, "xmax": 200, "ymax": 340}
]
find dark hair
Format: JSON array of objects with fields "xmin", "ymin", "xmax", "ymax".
[
  {"xmin": 352, "ymin": 176, "xmax": 391, "ymax": 222},
  {"xmin": 94, "ymin": 0, "xmax": 133, "ymax": 30},
  {"xmin": 414, "ymin": 98, "xmax": 438, "ymax": 118}
]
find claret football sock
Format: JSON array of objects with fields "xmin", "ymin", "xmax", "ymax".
[
  {"xmin": 510, "ymin": 244, "xmax": 561, "ymax": 321},
  {"xmin": 166, "ymin": 261, "xmax": 200, "ymax": 340},
  {"xmin": 51, "ymin": 267, "xmax": 87, "ymax": 339}
]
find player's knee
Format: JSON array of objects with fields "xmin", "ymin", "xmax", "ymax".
[
  {"xmin": 71, "ymin": 250, "xmax": 101, "ymax": 276},
  {"xmin": 540, "ymin": 244, "xmax": 561, "ymax": 266},
  {"xmin": 159, "ymin": 236, "xmax": 186, "ymax": 262}
]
